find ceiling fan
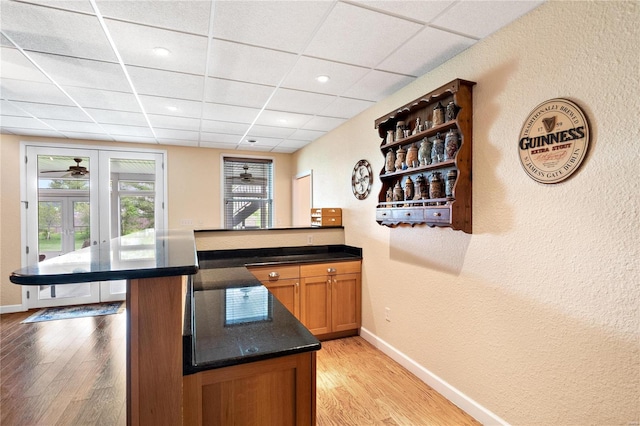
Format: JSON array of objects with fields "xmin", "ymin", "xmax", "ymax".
[{"xmin": 41, "ymin": 157, "xmax": 89, "ymax": 177}]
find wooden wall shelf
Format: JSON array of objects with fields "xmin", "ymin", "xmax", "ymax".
[{"xmin": 375, "ymin": 79, "xmax": 475, "ymax": 234}]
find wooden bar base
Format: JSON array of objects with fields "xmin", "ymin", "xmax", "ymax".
[
  {"xmin": 127, "ymin": 276, "xmax": 184, "ymax": 425},
  {"xmin": 183, "ymin": 352, "xmax": 317, "ymax": 426}
]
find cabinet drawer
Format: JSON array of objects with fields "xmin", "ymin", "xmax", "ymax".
[
  {"xmin": 311, "ymin": 216, "xmax": 342, "ymax": 227},
  {"xmin": 376, "ymin": 208, "xmax": 392, "ymax": 221},
  {"xmin": 300, "ymin": 260, "xmax": 361, "ymax": 277},
  {"xmin": 392, "ymin": 208, "xmax": 424, "ymax": 222},
  {"xmin": 311, "ymin": 208, "xmax": 341, "ymax": 217},
  {"xmin": 248, "ymin": 265, "xmax": 300, "ymax": 281},
  {"xmin": 425, "ymin": 207, "xmax": 450, "ymax": 223}
]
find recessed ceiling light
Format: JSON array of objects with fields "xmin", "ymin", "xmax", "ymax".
[
  {"xmin": 153, "ymin": 47, "xmax": 171, "ymax": 57},
  {"xmin": 166, "ymin": 106, "xmax": 178, "ymax": 112},
  {"xmin": 247, "ymin": 139, "xmax": 257, "ymax": 144},
  {"xmin": 278, "ymin": 119, "xmax": 288, "ymax": 124},
  {"xmin": 316, "ymin": 75, "xmax": 330, "ymax": 83}
]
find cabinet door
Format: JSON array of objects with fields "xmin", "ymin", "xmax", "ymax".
[
  {"xmin": 263, "ymin": 279, "xmax": 300, "ymax": 319},
  {"xmin": 331, "ymin": 273, "xmax": 361, "ymax": 332},
  {"xmin": 301, "ymin": 275, "xmax": 331, "ymax": 335}
]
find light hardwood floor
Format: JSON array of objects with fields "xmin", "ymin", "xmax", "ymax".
[{"xmin": 1, "ymin": 309, "xmax": 479, "ymax": 425}]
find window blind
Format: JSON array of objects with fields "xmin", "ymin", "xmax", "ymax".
[{"xmin": 223, "ymin": 157, "xmax": 273, "ymax": 229}]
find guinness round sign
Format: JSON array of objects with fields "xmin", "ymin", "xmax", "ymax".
[{"xmin": 518, "ymin": 98, "xmax": 590, "ymax": 184}]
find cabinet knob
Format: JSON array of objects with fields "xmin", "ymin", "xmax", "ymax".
[
  {"xmin": 433, "ymin": 212, "xmax": 441, "ymax": 217},
  {"xmin": 327, "ymin": 268, "xmax": 337, "ymax": 274},
  {"xmin": 382, "ymin": 212, "xmax": 388, "ymax": 216},
  {"xmin": 268, "ymin": 272, "xmax": 280, "ymax": 279},
  {"xmin": 405, "ymin": 212, "xmax": 411, "ymax": 217}
]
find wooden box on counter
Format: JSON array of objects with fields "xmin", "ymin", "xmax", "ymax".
[{"xmin": 311, "ymin": 208, "xmax": 342, "ymax": 227}]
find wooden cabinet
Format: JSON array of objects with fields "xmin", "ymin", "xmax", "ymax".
[
  {"xmin": 249, "ymin": 265, "xmax": 300, "ymax": 319},
  {"xmin": 249, "ymin": 260, "xmax": 362, "ymax": 340},
  {"xmin": 300, "ymin": 261, "xmax": 361, "ymax": 339},
  {"xmin": 183, "ymin": 351, "xmax": 316, "ymax": 426},
  {"xmin": 375, "ymin": 78, "xmax": 475, "ymax": 234}
]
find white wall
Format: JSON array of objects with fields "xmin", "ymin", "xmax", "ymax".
[{"xmin": 293, "ymin": 1, "xmax": 639, "ymax": 424}]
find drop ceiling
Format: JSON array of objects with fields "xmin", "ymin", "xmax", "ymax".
[{"xmin": 0, "ymin": 0, "xmax": 543, "ymax": 153}]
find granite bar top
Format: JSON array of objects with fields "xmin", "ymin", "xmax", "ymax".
[
  {"xmin": 10, "ymin": 229, "xmax": 198, "ymax": 285},
  {"xmin": 184, "ymin": 267, "xmax": 320, "ymax": 375},
  {"xmin": 197, "ymin": 244, "xmax": 362, "ymax": 270}
]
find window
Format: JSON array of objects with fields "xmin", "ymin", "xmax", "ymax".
[{"xmin": 223, "ymin": 157, "xmax": 273, "ymax": 229}]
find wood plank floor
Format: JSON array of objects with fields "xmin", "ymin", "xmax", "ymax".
[{"xmin": 1, "ymin": 309, "xmax": 479, "ymax": 425}]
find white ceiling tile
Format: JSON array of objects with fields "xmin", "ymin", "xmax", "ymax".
[
  {"xmin": 319, "ymin": 97, "xmax": 375, "ymax": 118},
  {"xmin": 112, "ymin": 135, "xmax": 158, "ymax": 144},
  {"xmin": 354, "ymin": 1, "xmax": 456, "ymax": 24},
  {"xmin": 96, "ymin": 0, "xmax": 212, "ymax": 35},
  {"xmin": 207, "ymin": 40, "xmax": 298, "ymax": 86},
  {"xmin": 0, "ymin": 127, "xmax": 64, "ymax": 138},
  {"xmin": 138, "ymin": 96, "xmax": 203, "ymax": 119},
  {"xmin": 1, "ymin": 79, "xmax": 75, "ymax": 105},
  {"xmin": 19, "ymin": 1, "xmax": 95, "ymax": 14},
  {"xmin": 205, "ymin": 78, "xmax": 275, "ymax": 109},
  {"xmin": 199, "ymin": 133, "xmax": 242, "ymax": 145},
  {"xmin": 63, "ymin": 87, "xmax": 141, "ymax": 112},
  {"xmin": 1, "ymin": 34, "xmax": 13, "ymax": 47},
  {"xmin": 288, "ymin": 128, "xmax": 325, "ymax": 142},
  {"xmin": 200, "ymin": 120, "xmax": 249, "ymax": 135},
  {"xmin": 29, "ymin": 52, "xmax": 129, "ymax": 91},
  {"xmin": 0, "ymin": 1, "xmax": 117, "ymax": 61},
  {"xmin": 154, "ymin": 128, "xmax": 199, "ymax": 141},
  {"xmin": 267, "ymin": 89, "xmax": 337, "ymax": 115},
  {"xmin": 1, "ymin": 100, "xmax": 32, "ymax": 117},
  {"xmin": 41, "ymin": 118, "xmax": 105, "ymax": 134},
  {"xmin": 432, "ymin": 1, "xmax": 543, "ymax": 39},
  {"xmin": 282, "ymin": 56, "xmax": 370, "ymax": 96},
  {"xmin": 278, "ymin": 139, "xmax": 313, "ymax": 149},
  {"xmin": 105, "ymin": 19, "xmax": 208, "ymax": 75},
  {"xmin": 156, "ymin": 138, "xmax": 198, "ymax": 147},
  {"xmin": 344, "ymin": 70, "xmax": 415, "ymax": 101},
  {"xmin": 126, "ymin": 66, "xmax": 205, "ymax": 101},
  {"xmin": 61, "ymin": 131, "xmax": 114, "ymax": 141},
  {"xmin": 241, "ymin": 136, "xmax": 282, "ymax": 148},
  {"xmin": 211, "ymin": 1, "xmax": 333, "ymax": 53},
  {"xmin": 1, "ymin": 115, "xmax": 53, "ymax": 130},
  {"xmin": 99, "ymin": 124, "xmax": 154, "ymax": 137},
  {"xmin": 199, "ymin": 141, "xmax": 239, "ymax": 150},
  {"xmin": 271, "ymin": 145, "xmax": 299, "ymax": 153},
  {"xmin": 247, "ymin": 125, "xmax": 296, "ymax": 139},
  {"xmin": 237, "ymin": 142, "xmax": 273, "ymax": 152},
  {"xmin": 147, "ymin": 114, "xmax": 200, "ymax": 132},
  {"xmin": 202, "ymin": 103, "xmax": 260, "ymax": 124},
  {"xmin": 84, "ymin": 108, "xmax": 147, "ymax": 126},
  {"xmin": 303, "ymin": 2, "xmax": 423, "ymax": 67},
  {"xmin": 302, "ymin": 116, "xmax": 347, "ymax": 132},
  {"xmin": 256, "ymin": 110, "xmax": 313, "ymax": 128},
  {"xmin": 377, "ymin": 26, "xmax": 476, "ymax": 75},
  {"xmin": 12, "ymin": 101, "xmax": 92, "ymax": 122},
  {"xmin": 1, "ymin": 47, "xmax": 50, "ymax": 83}
]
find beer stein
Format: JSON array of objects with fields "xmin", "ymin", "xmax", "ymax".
[
  {"xmin": 418, "ymin": 138, "xmax": 432, "ymax": 166},
  {"xmin": 444, "ymin": 129, "xmax": 459, "ymax": 160},
  {"xmin": 404, "ymin": 176, "xmax": 414, "ymax": 205},
  {"xmin": 395, "ymin": 146, "xmax": 406, "ymax": 171},
  {"xmin": 429, "ymin": 172, "xmax": 444, "ymax": 200},
  {"xmin": 432, "ymin": 102, "xmax": 445, "ymax": 127},
  {"xmin": 406, "ymin": 144, "xmax": 418, "ymax": 168},
  {"xmin": 385, "ymin": 149, "xmax": 396, "ymax": 173},
  {"xmin": 446, "ymin": 101, "xmax": 460, "ymax": 121},
  {"xmin": 431, "ymin": 133, "xmax": 444, "ymax": 164},
  {"xmin": 446, "ymin": 169, "xmax": 457, "ymax": 198}
]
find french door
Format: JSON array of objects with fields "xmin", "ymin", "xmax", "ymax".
[{"xmin": 23, "ymin": 144, "xmax": 166, "ymax": 309}]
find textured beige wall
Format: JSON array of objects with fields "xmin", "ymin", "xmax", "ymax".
[
  {"xmin": 294, "ymin": 1, "xmax": 639, "ymax": 424},
  {"xmin": 0, "ymin": 136, "xmax": 293, "ymax": 307}
]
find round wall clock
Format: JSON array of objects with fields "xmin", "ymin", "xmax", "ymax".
[{"xmin": 351, "ymin": 159, "xmax": 373, "ymax": 200}]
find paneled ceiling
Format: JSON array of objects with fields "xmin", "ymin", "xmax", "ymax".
[{"xmin": 1, "ymin": 0, "xmax": 543, "ymax": 153}]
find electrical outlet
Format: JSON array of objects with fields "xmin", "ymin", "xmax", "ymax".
[
  {"xmin": 180, "ymin": 219, "xmax": 193, "ymax": 226},
  {"xmin": 307, "ymin": 235, "xmax": 313, "ymax": 245},
  {"xmin": 385, "ymin": 307, "xmax": 391, "ymax": 322}
]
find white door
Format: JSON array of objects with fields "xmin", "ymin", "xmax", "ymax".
[
  {"xmin": 23, "ymin": 145, "xmax": 166, "ymax": 308},
  {"xmin": 98, "ymin": 151, "xmax": 165, "ymax": 301},
  {"xmin": 25, "ymin": 147, "xmax": 100, "ymax": 308}
]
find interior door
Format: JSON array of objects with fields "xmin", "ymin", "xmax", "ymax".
[{"xmin": 25, "ymin": 147, "xmax": 100, "ymax": 308}]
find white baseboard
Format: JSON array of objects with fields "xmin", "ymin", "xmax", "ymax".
[
  {"xmin": 0, "ymin": 304, "xmax": 26, "ymax": 314},
  {"xmin": 360, "ymin": 327, "xmax": 509, "ymax": 426}
]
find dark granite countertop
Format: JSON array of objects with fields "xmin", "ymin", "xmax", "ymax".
[
  {"xmin": 184, "ymin": 269, "xmax": 320, "ymax": 375},
  {"xmin": 197, "ymin": 244, "xmax": 362, "ymax": 270},
  {"xmin": 10, "ymin": 229, "xmax": 198, "ymax": 285}
]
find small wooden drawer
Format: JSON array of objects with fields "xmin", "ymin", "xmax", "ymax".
[
  {"xmin": 300, "ymin": 260, "xmax": 361, "ymax": 277},
  {"xmin": 311, "ymin": 207, "xmax": 342, "ymax": 227},
  {"xmin": 392, "ymin": 208, "xmax": 424, "ymax": 222},
  {"xmin": 376, "ymin": 208, "xmax": 392, "ymax": 221},
  {"xmin": 248, "ymin": 265, "xmax": 300, "ymax": 281},
  {"xmin": 311, "ymin": 208, "xmax": 341, "ymax": 217},
  {"xmin": 425, "ymin": 207, "xmax": 450, "ymax": 223}
]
